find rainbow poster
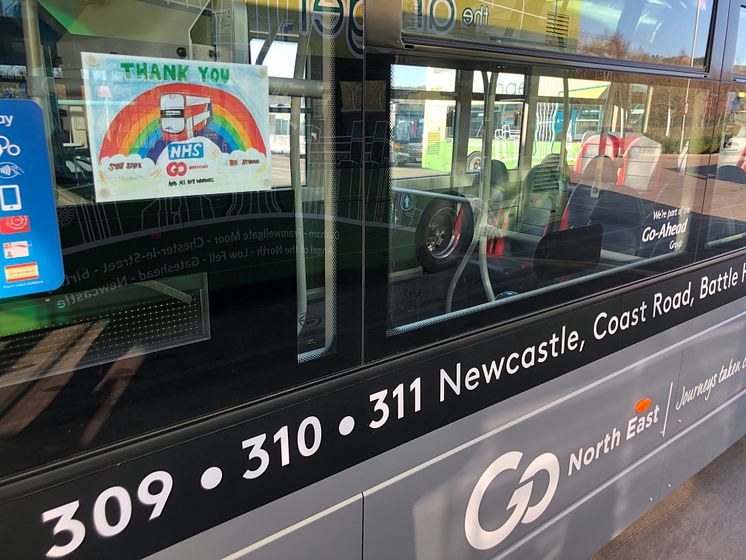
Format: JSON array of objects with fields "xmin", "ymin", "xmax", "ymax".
[{"xmin": 81, "ymin": 52, "xmax": 270, "ymax": 202}]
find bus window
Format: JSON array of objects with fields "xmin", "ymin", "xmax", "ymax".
[
  {"xmin": 385, "ymin": 62, "xmax": 711, "ymax": 339},
  {"xmin": 733, "ymin": 7, "xmax": 746, "ymax": 76},
  {"xmin": 703, "ymin": 8, "xmax": 746, "ymax": 253},
  {"xmin": 467, "ymin": 72, "xmax": 526, "ymax": 172},
  {"xmin": 388, "ymin": 64, "xmax": 526, "ymax": 285},
  {"xmin": 704, "ymin": 87, "xmax": 746, "ymax": 253},
  {"xmin": 0, "ymin": 0, "xmax": 363, "ymax": 477},
  {"xmin": 462, "ymin": 100, "xmax": 524, "ymax": 171},
  {"xmin": 403, "ymin": 0, "xmax": 713, "ymax": 69},
  {"xmin": 390, "ymin": 66, "xmax": 456, "ymax": 178}
]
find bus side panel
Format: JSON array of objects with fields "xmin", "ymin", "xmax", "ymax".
[
  {"xmin": 147, "ymin": 495, "xmax": 363, "ymax": 560},
  {"xmin": 362, "ymin": 348, "xmax": 682, "ymax": 560},
  {"xmin": 504, "ymin": 452, "xmax": 667, "ymax": 560},
  {"xmin": 661, "ymin": 390, "xmax": 746, "ymax": 501},
  {"xmin": 667, "ymin": 313, "xmax": 746, "ymax": 438},
  {"xmin": 362, "ymin": 298, "xmax": 746, "ymax": 560},
  {"xmin": 226, "ymin": 496, "xmax": 363, "ymax": 560},
  {"xmin": 144, "ymin": 299, "xmax": 745, "ymax": 560},
  {"xmin": 657, "ymin": 310, "xmax": 746, "ymax": 500},
  {"xmin": 509, "ymin": 386, "xmax": 746, "ymax": 560}
]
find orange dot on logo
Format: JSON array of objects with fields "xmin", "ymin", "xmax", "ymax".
[{"xmin": 635, "ymin": 398, "xmax": 653, "ymax": 414}]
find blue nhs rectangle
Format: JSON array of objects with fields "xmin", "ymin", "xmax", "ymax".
[{"xmin": 168, "ymin": 142, "xmax": 204, "ymax": 160}]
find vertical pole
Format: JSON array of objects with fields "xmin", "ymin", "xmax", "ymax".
[
  {"xmin": 22, "ymin": 0, "xmax": 57, "ymax": 193},
  {"xmin": 320, "ymin": 29, "xmax": 336, "ymax": 354},
  {"xmin": 22, "ymin": 0, "xmax": 52, "ymax": 130},
  {"xmin": 681, "ymin": 4, "xmax": 701, "ymax": 151},
  {"xmin": 292, "ymin": 31, "xmax": 311, "ymax": 336}
]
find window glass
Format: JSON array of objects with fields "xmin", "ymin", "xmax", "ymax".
[
  {"xmin": 0, "ymin": 1, "xmax": 363, "ymax": 477},
  {"xmin": 393, "ymin": 64, "xmax": 455, "ymax": 92},
  {"xmin": 705, "ymin": 87, "xmax": 746, "ymax": 253},
  {"xmin": 465, "ymin": 99, "xmax": 524, "ymax": 169},
  {"xmin": 387, "ymin": 63, "xmax": 710, "ymax": 335},
  {"xmin": 391, "ymin": 66, "xmax": 457, "ymax": 178},
  {"xmin": 403, "ymin": 0, "xmax": 713, "ymax": 68},
  {"xmin": 734, "ymin": 8, "xmax": 746, "ymax": 75},
  {"xmin": 471, "ymin": 72, "xmax": 525, "ymax": 169}
]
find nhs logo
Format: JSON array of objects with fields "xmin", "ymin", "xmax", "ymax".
[{"xmin": 168, "ymin": 142, "xmax": 204, "ymax": 160}]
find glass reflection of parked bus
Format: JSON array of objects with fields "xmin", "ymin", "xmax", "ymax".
[
  {"xmin": 410, "ymin": 76, "xmax": 611, "ymax": 177},
  {"xmin": 391, "ymin": 102, "xmax": 424, "ymax": 166},
  {"xmin": 560, "ymin": 105, "xmax": 603, "ymax": 141},
  {"xmin": 2, "ymin": 2, "xmax": 746, "ymax": 560}
]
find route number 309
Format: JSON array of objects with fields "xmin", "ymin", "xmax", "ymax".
[{"xmin": 42, "ymin": 471, "xmax": 173, "ymax": 558}]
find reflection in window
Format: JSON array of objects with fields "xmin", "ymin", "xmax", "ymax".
[
  {"xmin": 393, "ymin": 65, "xmax": 455, "ymax": 92},
  {"xmin": 734, "ymin": 8, "xmax": 746, "ymax": 75},
  {"xmin": 388, "ymin": 65, "xmax": 709, "ymax": 332},
  {"xmin": 707, "ymin": 90, "xmax": 746, "ymax": 250},
  {"xmin": 390, "ymin": 97, "xmax": 455, "ymax": 177},
  {"xmin": 403, "ymin": 0, "xmax": 713, "ymax": 68},
  {"xmin": 0, "ymin": 0, "xmax": 359, "ymax": 477}
]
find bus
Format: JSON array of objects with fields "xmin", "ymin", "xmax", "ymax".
[{"xmin": 0, "ymin": 1, "xmax": 746, "ymax": 559}]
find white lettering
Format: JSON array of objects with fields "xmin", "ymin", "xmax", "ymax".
[
  {"xmin": 464, "ymin": 367, "xmax": 480, "ymax": 390},
  {"xmin": 439, "ymin": 363, "xmax": 461, "ymax": 401}
]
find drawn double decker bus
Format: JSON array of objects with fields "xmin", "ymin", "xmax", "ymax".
[{"xmin": 159, "ymin": 93, "xmax": 212, "ymax": 141}]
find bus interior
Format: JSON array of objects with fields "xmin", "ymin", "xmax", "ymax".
[{"xmin": 387, "ymin": 60, "xmax": 738, "ymax": 332}]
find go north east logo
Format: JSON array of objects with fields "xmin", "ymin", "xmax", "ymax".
[{"xmin": 465, "ymin": 451, "xmax": 560, "ymax": 550}]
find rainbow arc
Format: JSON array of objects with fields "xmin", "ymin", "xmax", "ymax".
[{"xmin": 99, "ymin": 83, "xmax": 266, "ymax": 162}]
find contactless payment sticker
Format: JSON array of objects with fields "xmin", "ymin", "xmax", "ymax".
[{"xmin": 0, "ymin": 99, "xmax": 64, "ymax": 298}]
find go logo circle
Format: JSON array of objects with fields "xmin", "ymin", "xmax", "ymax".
[
  {"xmin": 464, "ymin": 451, "xmax": 560, "ymax": 550},
  {"xmin": 166, "ymin": 161, "xmax": 188, "ymax": 177}
]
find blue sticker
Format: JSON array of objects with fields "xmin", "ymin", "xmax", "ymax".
[
  {"xmin": 400, "ymin": 192, "xmax": 414, "ymax": 212},
  {"xmin": 0, "ymin": 99, "xmax": 64, "ymax": 298}
]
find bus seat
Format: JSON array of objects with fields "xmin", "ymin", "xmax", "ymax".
[
  {"xmin": 472, "ymin": 159, "xmax": 510, "ymax": 213},
  {"xmin": 573, "ymin": 133, "xmax": 620, "ymax": 175},
  {"xmin": 715, "ymin": 164, "xmax": 746, "ymax": 184},
  {"xmin": 490, "ymin": 159, "xmax": 509, "ymax": 184},
  {"xmin": 590, "ymin": 185, "xmax": 645, "ymax": 256},
  {"xmin": 472, "ymin": 159, "xmax": 508, "ymax": 188},
  {"xmin": 617, "ymin": 135, "xmax": 662, "ymax": 191},
  {"xmin": 473, "ymin": 160, "xmax": 510, "ymax": 255},
  {"xmin": 540, "ymin": 153, "xmax": 562, "ymax": 167},
  {"xmin": 518, "ymin": 157, "xmax": 567, "ymax": 237},
  {"xmin": 564, "ymin": 156, "xmax": 618, "ymax": 229},
  {"xmin": 488, "ymin": 160, "xmax": 509, "ymax": 208}
]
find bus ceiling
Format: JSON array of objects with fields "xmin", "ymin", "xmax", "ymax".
[
  {"xmin": 39, "ymin": 0, "xmax": 204, "ymax": 44},
  {"xmin": 365, "ymin": 0, "xmax": 406, "ymax": 50},
  {"xmin": 35, "ymin": 0, "xmax": 324, "ymax": 99}
]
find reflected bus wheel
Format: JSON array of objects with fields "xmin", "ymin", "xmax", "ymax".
[
  {"xmin": 415, "ymin": 195, "xmax": 474, "ymax": 272},
  {"xmin": 466, "ymin": 151, "xmax": 482, "ymax": 173}
]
